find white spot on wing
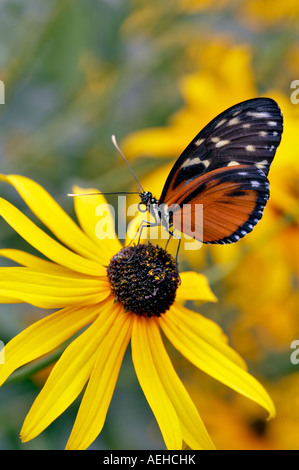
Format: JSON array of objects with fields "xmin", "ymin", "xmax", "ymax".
[
  {"xmin": 215, "ymin": 139, "xmax": 230, "ymax": 148},
  {"xmin": 215, "ymin": 118, "xmax": 227, "ymax": 129},
  {"xmin": 267, "ymin": 120, "xmax": 277, "ymax": 126},
  {"xmin": 247, "ymin": 111, "xmax": 270, "ymax": 118},
  {"xmin": 211, "ymin": 137, "xmax": 220, "ymax": 143},
  {"xmin": 227, "ymin": 160, "xmax": 241, "ymax": 167},
  {"xmin": 181, "ymin": 156, "xmax": 210, "ymax": 169},
  {"xmin": 195, "ymin": 138, "xmax": 205, "ymax": 146},
  {"xmin": 246, "ymin": 145, "xmax": 255, "ymax": 152},
  {"xmin": 228, "ymin": 117, "xmax": 240, "ymax": 126},
  {"xmin": 251, "ymin": 181, "xmax": 260, "ymax": 188},
  {"xmin": 181, "ymin": 157, "xmax": 202, "ymax": 168},
  {"xmin": 259, "ymin": 131, "xmax": 267, "ymax": 136},
  {"xmin": 201, "ymin": 159, "xmax": 210, "ymax": 168},
  {"xmin": 255, "ymin": 159, "xmax": 268, "ymax": 170},
  {"xmin": 242, "ymin": 123, "xmax": 251, "ymax": 129}
]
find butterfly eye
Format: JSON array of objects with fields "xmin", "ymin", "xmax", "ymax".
[{"xmin": 138, "ymin": 202, "xmax": 147, "ymax": 213}]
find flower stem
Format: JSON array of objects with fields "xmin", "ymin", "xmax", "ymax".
[{"xmin": 6, "ymin": 348, "xmax": 64, "ymax": 385}]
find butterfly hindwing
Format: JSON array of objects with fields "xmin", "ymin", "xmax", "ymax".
[
  {"xmin": 159, "ymin": 97, "xmax": 283, "ymax": 205},
  {"xmin": 168, "ymin": 165, "xmax": 270, "ymax": 244}
]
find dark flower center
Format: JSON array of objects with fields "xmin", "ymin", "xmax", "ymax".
[{"xmin": 107, "ymin": 243, "xmax": 180, "ymax": 317}]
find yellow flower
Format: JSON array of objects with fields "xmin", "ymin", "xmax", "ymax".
[
  {"xmin": 239, "ymin": 0, "xmax": 299, "ymax": 26},
  {"xmin": 122, "ymin": 43, "xmax": 256, "ymax": 161},
  {"xmin": 179, "ymin": 0, "xmax": 229, "ymax": 13},
  {"xmin": 187, "ymin": 373, "xmax": 299, "ymax": 450},
  {"xmin": 0, "ymin": 174, "xmax": 275, "ymax": 449}
]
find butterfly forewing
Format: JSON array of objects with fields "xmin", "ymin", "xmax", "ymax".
[
  {"xmin": 156, "ymin": 97, "xmax": 283, "ymax": 244},
  {"xmin": 159, "ymin": 98, "xmax": 283, "ymax": 203}
]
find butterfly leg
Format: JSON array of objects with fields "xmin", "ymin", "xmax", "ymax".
[
  {"xmin": 164, "ymin": 227, "xmax": 181, "ymax": 282},
  {"xmin": 127, "ymin": 219, "xmax": 159, "ymax": 262},
  {"xmin": 165, "ymin": 231, "xmax": 173, "ymax": 251},
  {"xmin": 165, "ymin": 232, "xmax": 181, "ymax": 283},
  {"xmin": 164, "ymin": 227, "xmax": 179, "ymax": 248},
  {"xmin": 137, "ymin": 219, "xmax": 160, "ymax": 245},
  {"xmin": 172, "ymin": 232, "xmax": 182, "ymax": 283},
  {"xmin": 175, "ymin": 237, "xmax": 181, "ymax": 276},
  {"xmin": 126, "ymin": 218, "xmax": 155, "ymax": 248}
]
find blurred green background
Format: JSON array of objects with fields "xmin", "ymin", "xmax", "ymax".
[{"xmin": 1, "ymin": 0, "xmax": 299, "ymax": 450}]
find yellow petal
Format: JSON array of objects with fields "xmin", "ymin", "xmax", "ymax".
[
  {"xmin": 72, "ymin": 185, "xmax": 122, "ymax": 256},
  {"xmin": 0, "ymin": 174, "xmax": 106, "ymax": 264},
  {"xmin": 0, "ymin": 249, "xmax": 78, "ymax": 276},
  {"xmin": 0, "ymin": 303, "xmax": 101, "ymax": 387},
  {"xmin": 177, "ymin": 271, "xmax": 217, "ymax": 303},
  {"xmin": 66, "ymin": 310, "xmax": 132, "ymax": 450},
  {"xmin": 131, "ymin": 315, "xmax": 182, "ymax": 450},
  {"xmin": 160, "ymin": 305, "xmax": 275, "ymax": 418},
  {"xmin": 0, "ymin": 267, "xmax": 109, "ymax": 308},
  {"xmin": 169, "ymin": 303, "xmax": 242, "ymax": 359},
  {"xmin": 21, "ymin": 299, "xmax": 122, "ymax": 442},
  {"xmin": 0, "ymin": 296, "xmax": 21, "ymax": 303},
  {"xmin": 0, "ymin": 197, "xmax": 105, "ymax": 276},
  {"xmin": 145, "ymin": 319, "xmax": 215, "ymax": 450}
]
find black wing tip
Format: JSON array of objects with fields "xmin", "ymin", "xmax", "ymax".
[{"xmin": 226, "ymin": 96, "xmax": 282, "ymax": 117}]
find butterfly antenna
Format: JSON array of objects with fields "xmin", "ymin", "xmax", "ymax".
[
  {"xmin": 68, "ymin": 135, "xmax": 144, "ymax": 198},
  {"xmin": 68, "ymin": 191, "xmax": 140, "ymax": 198},
  {"xmin": 111, "ymin": 134, "xmax": 145, "ymax": 193}
]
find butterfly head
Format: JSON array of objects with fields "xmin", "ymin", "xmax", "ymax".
[
  {"xmin": 139, "ymin": 191, "xmax": 157, "ymax": 211},
  {"xmin": 138, "ymin": 191, "xmax": 165, "ymax": 227}
]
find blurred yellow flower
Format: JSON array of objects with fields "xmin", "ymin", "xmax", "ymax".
[
  {"xmin": 122, "ymin": 43, "xmax": 256, "ymax": 160},
  {"xmin": 240, "ymin": 0, "xmax": 299, "ymax": 26},
  {"xmin": 187, "ymin": 372, "xmax": 299, "ymax": 450}
]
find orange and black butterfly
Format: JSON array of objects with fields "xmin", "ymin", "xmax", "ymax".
[{"xmin": 139, "ymin": 97, "xmax": 283, "ymax": 244}]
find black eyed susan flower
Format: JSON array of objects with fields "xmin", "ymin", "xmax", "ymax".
[{"xmin": 0, "ymin": 174, "xmax": 275, "ymax": 450}]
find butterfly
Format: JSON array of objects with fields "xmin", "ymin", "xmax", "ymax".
[{"xmin": 138, "ymin": 97, "xmax": 283, "ymax": 244}]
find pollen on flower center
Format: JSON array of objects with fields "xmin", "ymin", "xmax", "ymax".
[{"xmin": 107, "ymin": 242, "xmax": 180, "ymax": 317}]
